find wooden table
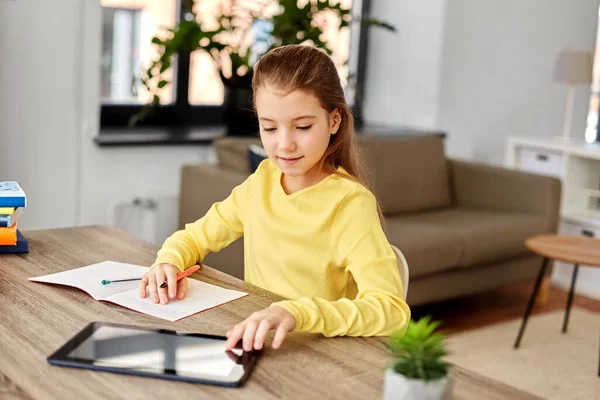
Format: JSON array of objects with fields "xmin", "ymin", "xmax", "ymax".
[
  {"xmin": 525, "ymin": 235, "xmax": 600, "ymax": 266},
  {"xmin": 0, "ymin": 226, "xmax": 535, "ymax": 399},
  {"xmin": 514, "ymin": 234, "xmax": 600, "ymax": 375}
]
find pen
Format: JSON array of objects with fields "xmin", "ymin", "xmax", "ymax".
[
  {"xmin": 159, "ymin": 264, "xmax": 201, "ymax": 289},
  {"xmin": 101, "ymin": 277, "xmax": 144, "ymax": 285}
]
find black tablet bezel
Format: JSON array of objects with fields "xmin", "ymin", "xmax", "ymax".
[{"xmin": 47, "ymin": 321, "xmax": 261, "ymax": 387}]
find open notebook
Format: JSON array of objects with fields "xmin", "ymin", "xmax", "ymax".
[{"xmin": 28, "ymin": 261, "xmax": 247, "ymax": 322}]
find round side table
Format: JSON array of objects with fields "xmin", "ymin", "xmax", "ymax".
[{"xmin": 514, "ymin": 234, "xmax": 600, "ymax": 375}]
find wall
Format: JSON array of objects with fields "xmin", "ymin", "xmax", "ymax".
[
  {"xmin": 363, "ymin": 0, "xmax": 447, "ymax": 129},
  {"xmin": 0, "ymin": 0, "xmax": 79, "ymax": 229},
  {"xmin": 364, "ymin": 0, "xmax": 600, "ymax": 165},
  {"xmin": 438, "ymin": 0, "xmax": 600, "ymax": 164},
  {"xmin": 0, "ymin": 1, "xmax": 215, "ymax": 238}
]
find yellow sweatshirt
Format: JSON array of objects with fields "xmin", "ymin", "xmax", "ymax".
[{"xmin": 154, "ymin": 159, "xmax": 410, "ymax": 337}]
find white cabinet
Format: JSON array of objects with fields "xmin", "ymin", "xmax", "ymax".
[
  {"xmin": 553, "ymin": 220, "xmax": 600, "ymax": 300},
  {"xmin": 516, "ymin": 148, "xmax": 565, "ymax": 178},
  {"xmin": 506, "ymin": 137, "xmax": 600, "ymax": 299}
]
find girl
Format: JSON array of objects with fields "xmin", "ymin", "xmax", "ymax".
[{"xmin": 139, "ymin": 44, "xmax": 410, "ymax": 351}]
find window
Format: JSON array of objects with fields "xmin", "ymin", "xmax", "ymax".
[
  {"xmin": 101, "ymin": 7, "xmax": 144, "ymax": 104},
  {"xmin": 101, "ymin": 0, "xmax": 178, "ymax": 106},
  {"xmin": 100, "ymin": 0, "xmax": 363, "ymax": 131}
]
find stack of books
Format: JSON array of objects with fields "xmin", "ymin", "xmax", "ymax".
[{"xmin": 0, "ymin": 181, "xmax": 28, "ymax": 254}]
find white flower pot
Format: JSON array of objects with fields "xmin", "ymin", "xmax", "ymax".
[{"xmin": 382, "ymin": 368, "xmax": 452, "ymax": 400}]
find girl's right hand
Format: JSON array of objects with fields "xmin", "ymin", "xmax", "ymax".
[{"xmin": 139, "ymin": 263, "xmax": 188, "ymax": 304}]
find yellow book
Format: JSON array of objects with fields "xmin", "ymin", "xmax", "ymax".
[{"xmin": 0, "ymin": 207, "xmax": 15, "ymax": 215}]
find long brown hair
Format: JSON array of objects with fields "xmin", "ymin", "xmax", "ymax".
[{"xmin": 252, "ymin": 44, "xmax": 385, "ymax": 226}]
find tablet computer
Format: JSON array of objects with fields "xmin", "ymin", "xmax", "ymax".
[{"xmin": 47, "ymin": 321, "xmax": 261, "ymax": 387}]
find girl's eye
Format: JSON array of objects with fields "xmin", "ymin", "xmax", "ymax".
[
  {"xmin": 297, "ymin": 125, "xmax": 312, "ymax": 131},
  {"xmin": 262, "ymin": 127, "xmax": 276, "ymax": 132}
]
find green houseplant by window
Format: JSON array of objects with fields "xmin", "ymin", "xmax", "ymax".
[
  {"xmin": 383, "ymin": 316, "xmax": 453, "ymax": 400},
  {"xmin": 132, "ymin": 0, "xmax": 395, "ymax": 134}
]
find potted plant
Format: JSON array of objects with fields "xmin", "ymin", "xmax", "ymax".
[
  {"xmin": 383, "ymin": 316, "xmax": 452, "ymax": 400},
  {"xmin": 133, "ymin": 0, "xmax": 395, "ymax": 135}
]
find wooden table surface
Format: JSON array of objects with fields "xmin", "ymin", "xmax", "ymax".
[
  {"xmin": 526, "ymin": 234, "xmax": 600, "ymax": 267},
  {"xmin": 0, "ymin": 226, "xmax": 534, "ymax": 400}
]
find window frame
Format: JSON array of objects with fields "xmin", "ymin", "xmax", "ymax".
[
  {"xmin": 99, "ymin": 0, "xmax": 371, "ymax": 131},
  {"xmin": 590, "ymin": 90, "xmax": 600, "ymax": 143}
]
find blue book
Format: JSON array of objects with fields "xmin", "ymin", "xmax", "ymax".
[
  {"xmin": 0, "ymin": 230, "xmax": 28, "ymax": 254},
  {"xmin": 0, "ymin": 182, "xmax": 26, "ymax": 207},
  {"xmin": 0, "ymin": 207, "xmax": 23, "ymax": 228}
]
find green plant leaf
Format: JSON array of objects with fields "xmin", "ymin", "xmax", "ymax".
[
  {"xmin": 134, "ymin": 0, "xmax": 397, "ymax": 126},
  {"xmin": 159, "ymin": 58, "xmax": 171, "ymax": 74},
  {"xmin": 387, "ymin": 316, "xmax": 450, "ymax": 381},
  {"xmin": 128, "ymin": 103, "xmax": 156, "ymax": 128}
]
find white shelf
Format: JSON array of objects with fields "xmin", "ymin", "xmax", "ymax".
[
  {"xmin": 561, "ymin": 213, "xmax": 600, "ymax": 231},
  {"xmin": 507, "ymin": 136, "xmax": 600, "ymax": 299},
  {"xmin": 507, "ymin": 136, "xmax": 600, "ymax": 160}
]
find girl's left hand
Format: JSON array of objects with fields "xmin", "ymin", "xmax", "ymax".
[{"xmin": 225, "ymin": 305, "xmax": 296, "ymax": 351}]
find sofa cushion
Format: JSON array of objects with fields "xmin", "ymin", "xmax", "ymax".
[
  {"xmin": 385, "ymin": 217, "xmax": 464, "ymax": 278},
  {"xmin": 215, "ymin": 137, "xmax": 263, "ymax": 174},
  {"xmin": 387, "ymin": 207, "xmax": 550, "ymax": 278},
  {"xmin": 357, "ymin": 136, "xmax": 451, "ymax": 214}
]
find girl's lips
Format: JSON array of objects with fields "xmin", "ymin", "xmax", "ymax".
[{"xmin": 278, "ymin": 156, "xmax": 303, "ymax": 165}]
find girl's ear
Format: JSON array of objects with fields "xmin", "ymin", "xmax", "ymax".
[{"xmin": 330, "ymin": 108, "xmax": 342, "ymax": 135}]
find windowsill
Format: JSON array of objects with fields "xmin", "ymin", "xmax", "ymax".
[
  {"xmin": 95, "ymin": 125, "xmax": 227, "ymax": 146},
  {"xmin": 95, "ymin": 123, "xmax": 446, "ymax": 146}
]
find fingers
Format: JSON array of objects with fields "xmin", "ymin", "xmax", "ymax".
[
  {"xmin": 154, "ymin": 268, "xmax": 168, "ymax": 304},
  {"xmin": 148, "ymin": 274, "xmax": 158, "ymax": 304},
  {"xmin": 253, "ymin": 319, "xmax": 272, "ymax": 350},
  {"xmin": 166, "ymin": 270, "xmax": 177, "ymax": 299},
  {"xmin": 142, "ymin": 264, "xmax": 183, "ymax": 305},
  {"xmin": 139, "ymin": 275, "xmax": 148, "ymax": 298},
  {"xmin": 225, "ymin": 322, "xmax": 246, "ymax": 351},
  {"xmin": 176, "ymin": 278, "xmax": 188, "ymax": 300},
  {"xmin": 242, "ymin": 319, "xmax": 259, "ymax": 352},
  {"xmin": 272, "ymin": 325, "xmax": 288, "ymax": 349},
  {"xmin": 226, "ymin": 307, "xmax": 293, "ymax": 351}
]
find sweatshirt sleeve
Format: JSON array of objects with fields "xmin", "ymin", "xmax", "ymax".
[
  {"xmin": 152, "ymin": 168, "xmax": 256, "ymax": 272},
  {"xmin": 273, "ymin": 187, "xmax": 411, "ymax": 337}
]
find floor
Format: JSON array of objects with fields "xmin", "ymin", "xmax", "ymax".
[{"xmin": 411, "ymin": 281, "xmax": 600, "ymax": 335}]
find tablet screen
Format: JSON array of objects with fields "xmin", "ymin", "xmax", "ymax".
[{"xmin": 48, "ymin": 322, "xmax": 260, "ymax": 386}]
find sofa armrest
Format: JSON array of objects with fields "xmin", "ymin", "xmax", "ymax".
[
  {"xmin": 179, "ymin": 165, "xmax": 249, "ymax": 228},
  {"xmin": 448, "ymin": 158, "xmax": 561, "ymax": 231}
]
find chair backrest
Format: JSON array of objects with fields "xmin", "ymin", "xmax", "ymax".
[{"xmin": 391, "ymin": 244, "xmax": 409, "ymax": 300}]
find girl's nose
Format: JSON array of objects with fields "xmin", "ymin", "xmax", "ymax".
[{"xmin": 279, "ymin": 132, "xmax": 296, "ymax": 152}]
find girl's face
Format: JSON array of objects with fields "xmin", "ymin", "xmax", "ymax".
[{"xmin": 255, "ymin": 86, "xmax": 341, "ymax": 189}]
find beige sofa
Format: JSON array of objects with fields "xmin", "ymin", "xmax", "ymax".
[{"xmin": 179, "ymin": 135, "xmax": 561, "ymax": 306}]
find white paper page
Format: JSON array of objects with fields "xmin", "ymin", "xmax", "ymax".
[
  {"xmin": 106, "ymin": 279, "xmax": 247, "ymax": 322},
  {"xmin": 28, "ymin": 261, "xmax": 149, "ymax": 300}
]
